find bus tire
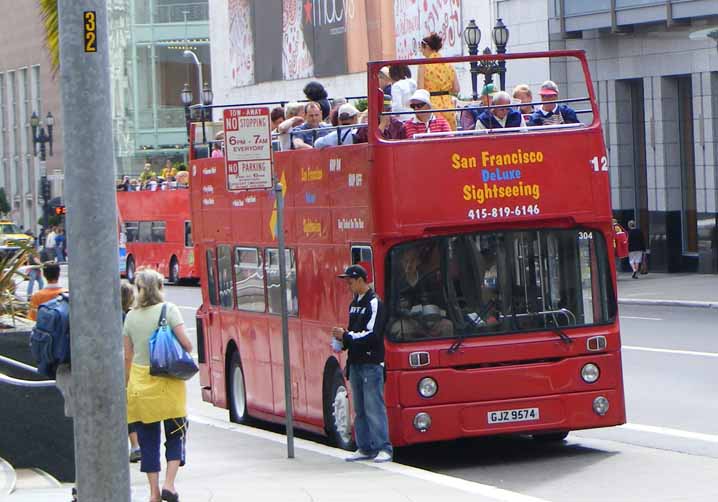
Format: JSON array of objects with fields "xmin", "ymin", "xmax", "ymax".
[
  {"xmin": 324, "ymin": 367, "xmax": 355, "ymax": 451},
  {"xmin": 126, "ymin": 256, "xmax": 136, "ymax": 284},
  {"xmin": 228, "ymin": 351, "xmax": 251, "ymax": 424},
  {"xmin": 532, "ymin": 431, "xmax": 569, "ymax": 442},
  {"xmin": 168, "ymin": 257, "xmax": 179, "ymax": 284}
]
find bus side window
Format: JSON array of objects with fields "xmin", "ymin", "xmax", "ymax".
[
  {"xmin": 351, "ymin": 245, "xmax": 374, "ymax": 285},
  {"xmin": 217, "ymin": 245, "xmax": 234, "ymax": 309},
  {"xmin": 265, "ymin": 248, "xmax": 298, "ymax": 316},
  {"xmin": 125, "ymin": 221, "xmax": 139, "ymax": 242},
  {"xmin": 151, "ymin": 221, "xmax": 166, "ymax": 243},
  {"xmin": 139, "ymin": 221, "xmax": 152, "ymax": 242},
  {"xmin": 184, "ymin": 221, "xmax": 193, "ymax": 247},
  {"xmin": 235, "ymin": 247, "xmax": 265, "ymax": 312},
  {"xmin": 206, "ymin": 248, "xmax": 219, "ymax": 306}
]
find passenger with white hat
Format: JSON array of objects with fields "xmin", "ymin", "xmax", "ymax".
[
  {"xmin": 401, "ymin": 89, "xmax": 451, "ymax": 138},
  {"xmin": 314, "ymin": 103, "xmax": 361, "ymax": 149}
]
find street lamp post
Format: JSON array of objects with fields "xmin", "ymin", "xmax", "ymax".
[
  {"xmin": 465, "ymin": 19, "xmax": 510, "ymax": 91},
  {"xmin": 180, "ymin": 83, "xmax": 193, "ymax": 149},
  {"xmin": 32, "ymin": 112, "xmax": 55, "ymax": 232},
  {"xmin": 492, "ymin": 18, "xmax": 510, "ymax": 92},
  {"xmin": 463, "ymin": 19, "xmax": 481, "ymax": 101},
  {"xmin": 200, "ymin": 81, "xmax": 213, "ymax": 145}
]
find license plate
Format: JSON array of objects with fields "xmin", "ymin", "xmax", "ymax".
[{"xmin": 487, "ymin": 407, "xmax": 540, "ymax": 424}]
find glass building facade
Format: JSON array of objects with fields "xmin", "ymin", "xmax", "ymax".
[{"xmin": 113, "ymin": 0, "xmax": 211, "ymax": 175}]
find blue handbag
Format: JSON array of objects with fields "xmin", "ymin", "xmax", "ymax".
[{"xmin": 149, "ymin": 304, "xmax": 199, "ymax": 380}]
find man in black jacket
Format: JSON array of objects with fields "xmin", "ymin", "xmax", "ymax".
[{"xmin": 332, "ymin": 265, "xmax": 393, "ymax": 463}]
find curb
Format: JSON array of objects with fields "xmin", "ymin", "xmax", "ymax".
[{"xmin": 618, "ymin": 298, "xmax": 718, "ymax": 309}]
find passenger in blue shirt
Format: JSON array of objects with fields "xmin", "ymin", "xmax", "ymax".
[
  {"xmin": 291, "ymin": 102, "xmax": 330, "ymax": 149},
  {"xmin": 475, "ymin": 91, "xmax": 527, "ymax": 131},
  {"xmin": 528, "ymin": 80, "xmax": 579, "ymax": 126},
  {"xmin": 315, "ymin": 104, "xmax": 360, "ymax": 149}
]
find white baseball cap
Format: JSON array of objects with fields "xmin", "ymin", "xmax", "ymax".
[
  {"xmin": 338, "ymin": 103, "xmax": 359, "ymax": 119},
  {"xmin": 409, "ymin": 89, "xmax": 431, "ymax": 106}
]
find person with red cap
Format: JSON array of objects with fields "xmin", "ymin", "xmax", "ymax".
[
  {"xmin": 331, "ymin": 264, "xmax": 393, "ymax": 463},
  {"xmin": 527, "ymin": 80, "xmax": 579, "ymax": 126}
]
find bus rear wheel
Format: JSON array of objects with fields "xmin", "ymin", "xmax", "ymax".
[
  {"xmin": 168, "ymin": 257, "xmax": 179, "ymax": 284},
  {"xmin": 126, "ymin": 256, "xmax": 136, "ymax": 284},
  {"xmin": 228, "ymin": 351, "xmax": 251, "ymax": 424},
  {"xmin": 324, "ymin": 367, "xmax": 355, "ymax": 451},
  {"xmin": 533, "ymin": 431, "xmax": 569, "ymax": 442}
]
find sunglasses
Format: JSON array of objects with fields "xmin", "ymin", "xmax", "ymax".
[{"xmin": 410, "ymin": 102, "xmax": 427, "ymax": 110}]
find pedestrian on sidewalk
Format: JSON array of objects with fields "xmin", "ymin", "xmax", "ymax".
[
  {"xmin": 28, "ymin": 263, "xmax": 67, "ymax": 321},
  {"xmin": 331, "ymin": 265, "xmax": 393, "ymax": 463},
  {"xmin": 120, "ymin": 279, "xmax": 142, "ymax": 464},
  {"xmin": 26, "ymin": 240, "xmax": 44, "ymax": 297},
  {"xmin": 124, "ymin": 269, "xmax": 193, "ymax": 502},
  {"xmin": 54, "ymin": 228, "xmax": 66, "ymax": 263},
  {"xmin": 627, "ymin": 220, "xmax": 646, "ymax": 279},
  {"xmin": 43, "ymin": 225, "xmax": 57, "ymax": 262}
]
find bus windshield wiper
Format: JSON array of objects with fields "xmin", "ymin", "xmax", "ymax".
[{"xmin": 552, "ymin": 327, "xmax": 573, "ymax": 345}]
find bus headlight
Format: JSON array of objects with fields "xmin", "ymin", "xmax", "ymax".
[
  {"xmin": 418, "ymin": 377, "xmax": 438, "ymax": 398},
  {"xmin": 581, "ymin": 363, "xmax": 600, "ymax": 383},
  {"xmin": 413, "ymin": 412, "xmax": 432, "ymax": 432},
  {"xmin": 593, "ymin": 396, "xmax": 610, "ymax": 416}
]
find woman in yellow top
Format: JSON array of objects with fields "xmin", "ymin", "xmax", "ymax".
[
  {"xmin": 124, "ymin": 269, "xmax": 193, "ymax": 502},
  {"xmin": 417, "ymin": 32, "xmax": 460, "ymax": 130}
]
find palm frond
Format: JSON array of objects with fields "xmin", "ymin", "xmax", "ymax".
[{"xmin": 38, "ymin": 0, "xmax": 59, "ymax": 75}]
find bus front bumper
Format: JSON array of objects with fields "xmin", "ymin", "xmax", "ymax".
[{"xmin": 391, "ymin": 389, "xmax": 625, "ymax": 446}]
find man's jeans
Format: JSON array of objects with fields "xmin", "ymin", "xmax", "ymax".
[
  {"xmin": 26, "ymin": 269, "xmax": 44, "ymax": 297},
  {"xmin": 349, "ymin": 363, "xmax": 392, "ymax": 456}
]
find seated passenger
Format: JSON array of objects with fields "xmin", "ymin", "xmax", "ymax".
[
  {"xmin": 315, "ymin": 104, "xmax": 360, "ymax": 149},
  {"xmin": 512, "ymin": 84, "xmax": 535, "ymax": 115},
  {"xmin": 389, "ymin": 64, "xmax": 416, "ymax": 121},
  {"xmin": 353, "ymin": 94, "xmax": 406, "ymax": 143},
  {"xmin": 401, "ymin": 89, "xmax": 451, "ymax": 138},
  {"xmin": 475, "ymin": 91, "xmax": 527, "ymax": 131},
  {"xmin": 270, "ymin": 106, "xmax": 285, "ymax": 132},
  {"xmin": 291, "ymin": 102, "xmax": 330, "ymax": 149},
  {"xmin": 276, "ymin": 102, "xmax": 305, "ymax": 151},
  {"xmin": 211, "ymin": 142, "xmax": 224, "ymax": 158},
  {"xmin": 302, "ymin": 81, "xmax": 331, "ymax": 121},
  {"xmin": 528, "ymin": 80, "xmax": 579, "ymax": 126},
  {"xmin": 461, "ymin": 83, "xmax": 495, "ymax": 129}
]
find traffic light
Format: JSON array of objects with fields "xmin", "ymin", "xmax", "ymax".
[
  {"xmin": 40, "ymin": 177, "xmax": 51, "ymax": 201},
  {"xmin": 54, "ymin": 205, "xmax": 66, "ymax": 216}
]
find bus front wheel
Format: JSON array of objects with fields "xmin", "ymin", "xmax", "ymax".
[
  {"xmin": 228, "ymin": 351, "xmax": 251, "ymax": 424},
  {"xmin": 126, "ymin": 257, "xmax": 136, "ymax": 284},
  {"xmin": 324, "ymin": 367, "xmax": 355, "ymax": 451}
]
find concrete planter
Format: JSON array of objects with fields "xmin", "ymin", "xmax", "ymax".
[{"xmin": 0, "ymin": 326, "xmax": 75, "ymax": 482}]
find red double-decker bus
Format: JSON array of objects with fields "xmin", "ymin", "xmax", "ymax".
[
  {"xmin": 117, "ymin": 189, "xmax": 197, "ymax": 283},
  {"xmin": 190, "ymin": 51, "xmax": 625, "ymax": 449}
]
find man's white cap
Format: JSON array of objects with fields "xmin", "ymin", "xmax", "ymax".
[
  {"xmin": 338, "ymin": 103, "xmax": 359, "ymax": 119},
  {"xmin": 409, "ymin": 89, "xmax": 431, "ymax": 106}
]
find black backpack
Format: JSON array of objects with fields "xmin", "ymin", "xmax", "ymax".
[{"xmin": 29, "ymin": 293, "xmax": 71, "ymax": 378}]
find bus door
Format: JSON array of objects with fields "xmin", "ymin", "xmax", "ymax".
[
  {"xmin": 265, "ymin": 248, "xmax": 306, "ymax": 418},
  {"xmin": 203, "ymin": 247, "xmax": 225, "ymax": 404}
]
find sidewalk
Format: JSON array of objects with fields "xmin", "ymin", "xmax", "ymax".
[
  {"xmin": 120, "ymin": 415, "xmax": 547, "ymax": 502},
  {"xmin": 617, "ymin": 272, "xmax": 718, "ymax": 308}
]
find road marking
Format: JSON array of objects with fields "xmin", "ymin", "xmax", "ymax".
[
  {"xmin": 620, "ymin": 316, "xmax": 662, "ymax": 321},
  {"xmin": 189, "ymin": 413, "xmax": 552, "ymax": 502},
  {"xmin": 621, "ymin": 423, "xmax": 718, "ymax": 444},
  {"xmin": 623, "ymin": 345, "xmax": 718, "ymax": 358}
]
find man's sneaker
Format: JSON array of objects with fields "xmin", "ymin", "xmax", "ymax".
[
  {"xmin": 373, "ymin": 450, "xmax": 392, "ymax": 463},
  {"xmin": 129, "ymin": 448, "xmax": 142, "ymax": 463},
  {"xmin": 345, "ymin": 450, "xmax": 374, "ymax": 462}
]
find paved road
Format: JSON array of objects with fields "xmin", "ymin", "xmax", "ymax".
[{"xmin": 165, "ymin": 285, "xmax": 718, "ymax": 501}]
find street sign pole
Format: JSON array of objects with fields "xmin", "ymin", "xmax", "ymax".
[
  {"xmin": 274, "ymin": 180, "xmax": 295, "ymax": 459},
  {"xmin": 58, "ymin": 2, "xmax": 130, "ymax": 500},
  {"xmin": 223, "ymin": 107, "xmax": 294, "ymax": 458}
]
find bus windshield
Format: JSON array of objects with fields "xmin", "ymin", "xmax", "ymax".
[{"xmin": 386, "ymin": 229, "xmax": 616, "ymax": 342}]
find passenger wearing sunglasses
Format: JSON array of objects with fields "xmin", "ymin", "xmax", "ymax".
[{"xmin": 401, "ymin": 89, "xmax": 451, "ymax": 139}]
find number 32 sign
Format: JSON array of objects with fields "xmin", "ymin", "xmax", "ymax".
[{"xmin": 84, "ymin": 11, "xmax": 97, "ymax": 53}]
